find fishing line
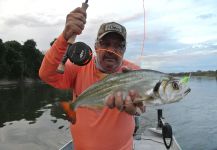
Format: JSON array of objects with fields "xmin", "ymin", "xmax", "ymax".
[
  {"xmin": 95, "ymin": 48, "xmax": 124, "ymax": 58},
  {"xmin": 141, "ymin": 0, "xmax": 146, "ymax": 56},
  {"xmin": 95, "ymin": 0, "xmax": 146, "ymax": 59}
]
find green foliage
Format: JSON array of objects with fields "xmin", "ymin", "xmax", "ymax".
[
  {"xmin": 0, "ymin": 39, "xmax": 7, "ymax": 78},
  {"xmin": 22, "ymin": 39, "xmax": 43, "ymax": 78},
  {"xmin": 0, "ymin": 39, "xmax": 5, "ymax": 58},
  {"xmin": 170, "ymin": 70, "xmax": 217, "ymax": 77},
  {"xmin": 0, "ymin": 38, "xmax": 44, "ymax": 80}
]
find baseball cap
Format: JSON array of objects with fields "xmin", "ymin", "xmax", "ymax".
[{"xmin": 96, "ymin": 22, "xmax": 126, "ymax": 42}]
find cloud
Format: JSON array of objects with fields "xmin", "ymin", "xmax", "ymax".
[
  {"xmin": 77, "ymin": 13, "xmax": 145, "ymax": 49},
  {"xmin": 133, "ymin": 41, "xmax": 217, "ymax": 72},
  {"xmin": 197, "ymin": 13, "xmax": 216, "ymax": 19},
  {"xmin": 1, "ymin": 0, "xmax": 217, "ymax": 72},
  {"xmin": 3, "ymin": 14, "xmax": 64, "ymax": 28},
  {"xmin": 119, "ymin": 13, "xmax": 144, "ymax": 24}
]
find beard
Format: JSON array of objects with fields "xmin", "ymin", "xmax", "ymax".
[{"xmin": 95, "ymin": 51, "xmax": 123, "ymax": 73}]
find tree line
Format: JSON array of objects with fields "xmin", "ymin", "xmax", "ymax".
[
  {"xmin": 170, "ymin": 70, "xmax": 217, "ymax": 77},
  {"xmin": 1, "ymin": 38, "xmax": 216, "ymax": 80},
  {"xmin": 0, "ymin": 38, "xmax": 44, "ymax": 80}
]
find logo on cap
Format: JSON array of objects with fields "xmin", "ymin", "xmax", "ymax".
[{"xmin": 105, "ymin": 23, "xmax": 122, "ymax": 33}]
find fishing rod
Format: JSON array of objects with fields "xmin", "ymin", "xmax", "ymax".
[
  {"xmin": 56, "ymin": 0, "xmax": 92, "ymax": 74},
  {"xmin": 56, "ymin": 0, "xmax": 146, "ymax": 74}
]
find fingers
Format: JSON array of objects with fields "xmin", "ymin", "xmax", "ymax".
[
  {"xmin": 105, "ymin": 92, "xmax": 124, "ymax": 111},
  {"xmin": 136, "ymin": 101, "xmax": 146, "ymax": 113},
  {"xmin": 105, "ymin": 94, "xmax": 115, "ymax": 109},
  {"xmin": 63, "ymin": 7, "xmax": 87, "ymax": 40},
  {"xmin": 105, "ymin": 90, "xmax": 145, "ymax": 115},
  {"xmin": 124, "ymin": 95, "xmax": 137, "ymax": 115},
  {"xmin": 114, "ymin": 92, "xmax": 124, "ymax": 111},
  {"xmin": 71, "ymin": 7, "xmax": 87, "ymax": 18},
  {"xmin": 68, "ymin": 9, "xmax": 86, "ymax": 25},
  {"xmin": 129, "ymin": 90, "xmax": 139, "ymax": 100}
]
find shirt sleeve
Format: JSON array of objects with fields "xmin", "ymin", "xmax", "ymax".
[{"xmin": 39, "ymin": 33, "xmax": 79, "ymax": 89}]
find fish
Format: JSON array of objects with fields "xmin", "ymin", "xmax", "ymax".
[{"xmin": 60, "ymin": 69, "xmax": 191, "ymax": 123}]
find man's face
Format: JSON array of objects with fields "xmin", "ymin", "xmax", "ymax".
[{"xmin": 95, "ymin": 33, "xmax": 126, "ymax": 73}]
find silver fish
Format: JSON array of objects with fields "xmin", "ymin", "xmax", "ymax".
[{"xmin": 70, "ymin": 69, "xmax": 191, "ymax": 110}]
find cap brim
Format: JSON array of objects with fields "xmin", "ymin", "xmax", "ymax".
[{"xmin": 98, "ymin": 31, "xmax": 125, "ymax": 41}]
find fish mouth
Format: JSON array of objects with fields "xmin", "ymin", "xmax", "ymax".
[{"xmin": 184, "ymin": 88, "xmax": 191, "ymax": 95}]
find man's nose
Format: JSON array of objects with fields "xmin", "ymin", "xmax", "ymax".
[{"xmin": 107, "ymin": 43, "xmax": 116, "ymax": 49}]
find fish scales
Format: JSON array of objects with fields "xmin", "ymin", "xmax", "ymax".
[
  {"xmin": 77, "ymin": 71, "xmax": 150, "ymax": 101},
  {"xmin": 73, "ymin": 69, "xmax": 170, "ymax": 109},
  {"xmin": 77, "ymin": 72, "xmax": 140, "ymax": 100}
]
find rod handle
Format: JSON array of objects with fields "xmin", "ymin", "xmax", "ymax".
[
  {"xmin": 67, "ymin": 2, "xmax": 89, "ymax": 44},
  {"xmin": 56, "ymin": 2, "xmax": 89, "ymax": 74}
]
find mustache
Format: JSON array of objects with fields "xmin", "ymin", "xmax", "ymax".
[
  {"xmin": 103, "ymin": 52, "xmax": 119, "ymax": 61},
  {"xmin": 95, "ymin": 49, "xmax": 122, "ymax": 59}
]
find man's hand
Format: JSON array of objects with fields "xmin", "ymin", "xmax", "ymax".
[
  {"xmin": 105, "ymin": 90, "xmax": 146, "ymax": 115},
  {"xmin": 63, "ymin": 7, "xmax": 87, "ymax": 41}
]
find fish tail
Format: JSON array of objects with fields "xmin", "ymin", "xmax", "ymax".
[{"xmin": 60, "ymin": 101, "xmax": 76, "ymax": 124}]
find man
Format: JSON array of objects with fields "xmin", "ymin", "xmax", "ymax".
[{"xmin": 39, "ymin": 7, "xmax": 145, "ymax": 150}]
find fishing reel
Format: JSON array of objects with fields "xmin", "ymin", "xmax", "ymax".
[
  {"xmin": 57, "ymin": 42, "xmax": 92, "ymax": 74},
  {"xmin": 67, "ymin": 42, "xmax": 92, "ymax": 66},
  {"xmin": 56, "ymin": 0, "xmax": 92, "ymax": 74}
]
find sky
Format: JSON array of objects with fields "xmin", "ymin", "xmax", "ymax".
[{"xmin": 0, "ymin": 0, "xmax": 217, "ymax": 73}]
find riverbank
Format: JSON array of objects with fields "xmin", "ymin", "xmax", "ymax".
[{"xmin": 170, "ymin": 70, "xmax": 217, "ymax": 77}]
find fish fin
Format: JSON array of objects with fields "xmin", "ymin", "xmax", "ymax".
[{"xmin": 60, "ymin": 101, "xmax": 76, "ymax": 124}]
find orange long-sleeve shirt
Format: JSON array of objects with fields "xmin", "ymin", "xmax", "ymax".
[{"xmin": 39, "ymin": 34, "xmax": 140, "ymax": 150}]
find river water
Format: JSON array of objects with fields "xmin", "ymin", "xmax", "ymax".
[{"xmin": 0, "ymin": 76, "xmax": 217, "ymax": 150}]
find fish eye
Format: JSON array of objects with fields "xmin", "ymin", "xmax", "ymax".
[{"xmin": 172, "ymin": 81, "xmax": 179, "ymax": 90}]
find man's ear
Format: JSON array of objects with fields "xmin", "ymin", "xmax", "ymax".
[
  {"xmin": 95, "ymin": 40, "xmax": 100, "ymax": 50},
  {"xmin": 95, "ymin": 42, "xmax": 97, "ymax": 49}
]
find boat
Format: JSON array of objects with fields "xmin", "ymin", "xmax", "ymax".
[{"xmin": 59, "ymin": 109, "xmax": 182, "ymax": 150}]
